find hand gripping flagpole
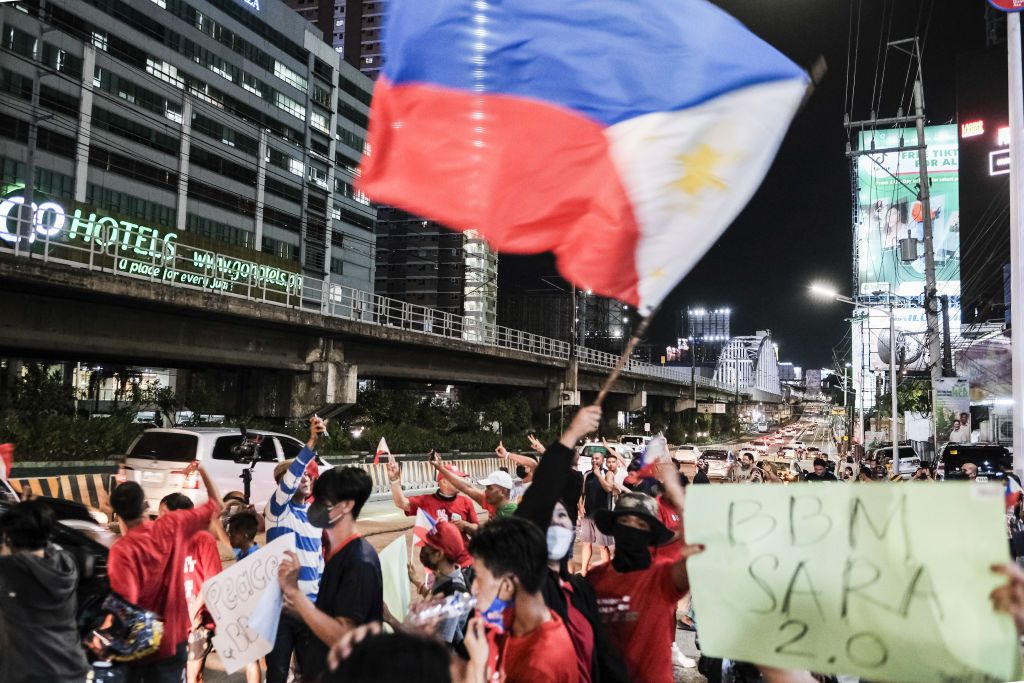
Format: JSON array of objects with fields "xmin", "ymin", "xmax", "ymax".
[{"xmin": 593, "ymin": 306, "xmax": 659, "ymax": 407}]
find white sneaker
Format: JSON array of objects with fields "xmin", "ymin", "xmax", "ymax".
[{"xmin": 672, "ymin": 643, "xmax": 697, "ymax": 668}]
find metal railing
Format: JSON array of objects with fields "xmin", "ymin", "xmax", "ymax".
[{"xmin": 0, "ymin": 213, "xmax": 746, "ymax": 394}]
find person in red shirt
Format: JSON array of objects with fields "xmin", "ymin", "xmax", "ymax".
[
  {"xmin": 652, "ymin": 477, "xmax": 700, "ymax": 669},
  {"xmin": 387, "ymin": 458, "xmax": 479, "ymax": 553},
  {"xmin": 157, "ymin": 493, "xmax": 225, "ymax": 683},
  {"xmin": 468, "ymin": 516, "xmax": 579, "ymax": 683},
  {"xmin": 433, "ymin": 457, "xmax": 518, "ymax": 533},
  {"xmin": 587, "ymin": 461, "xmax": 703, "ymax": 683},
  {"xmin": 108, "ymin": 465, "xmax": 223, "ymax": 683}
]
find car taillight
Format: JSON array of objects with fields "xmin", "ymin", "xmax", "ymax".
[
  {"xmin": 116, "ymin": 461, "xmax": 133, "ymax": 483},
  {"xmin": 172, "ymin": 461, "xmax": 201, "ymax": 489}
]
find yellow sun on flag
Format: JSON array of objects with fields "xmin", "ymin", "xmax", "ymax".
[{"xmin": 675, "ymin": 144, "xmax": 728, "ymax": 196}]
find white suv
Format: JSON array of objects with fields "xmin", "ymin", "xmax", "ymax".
[
  {"xmin": 673, "ymin": 444, "xmax": 702, "ymax": 463},
  {"xmin": 119, "ymin": 428, "xmax": 321, "ymax": 514},
  {"xmin": 619, "ymin": 435, "xmax": 652, "ymax": 456}
]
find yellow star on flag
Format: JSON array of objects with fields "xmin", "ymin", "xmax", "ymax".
[
  {"xmin": 650, "ymin": 267, "xmax": 665, "ymax": 280},
  {"xmin": 675, "ymin": 144, "xmax": 727, "ymax": 196}
]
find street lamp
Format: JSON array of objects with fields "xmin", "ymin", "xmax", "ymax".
[{"xmin": 810, "ymin": 284, "xmax": 899, "ymax": 451}]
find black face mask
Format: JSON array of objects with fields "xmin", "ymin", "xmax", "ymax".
[
  {"xmin": 612, "ymin": 525, "xmax": 653, "ymax": 572},
  {"xmin": 307, "ymin": 500, "xmax": 342, "ymax": 529}
]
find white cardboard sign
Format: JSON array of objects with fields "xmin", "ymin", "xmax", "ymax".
[{"xmin": 201, "ymin": 534, "xmax": 295, "ymax": 673}]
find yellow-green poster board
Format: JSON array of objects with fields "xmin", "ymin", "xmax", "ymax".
[{"xmin": 684, "ymin": 483, "xmax": 1019, "ymax": 682}]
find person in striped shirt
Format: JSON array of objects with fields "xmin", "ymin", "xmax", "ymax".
[{"xmin": 263, "ymin": 416, "xmax": 326, "ymax": 683}]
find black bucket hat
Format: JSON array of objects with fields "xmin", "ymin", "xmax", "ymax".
[{"xmin": 594, "ymin": 492, "xmax": 675, "ymax": 546}]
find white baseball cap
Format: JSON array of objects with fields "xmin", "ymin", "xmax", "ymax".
[{"xmin": 478, "ymin": 470, "xmax": 514, "ymax": 491}]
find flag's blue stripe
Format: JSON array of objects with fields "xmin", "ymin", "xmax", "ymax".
[{"xmin": 382, "ymin": 0, "xmax": 807, "ymax": 128}]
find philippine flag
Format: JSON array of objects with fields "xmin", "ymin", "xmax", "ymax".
[
  {"xmin": 0, "ymin": 443, "xmax": 12, "ymax": 480},
  {"xmin": 1007, "ymin": 477, "xmax": 1023, "ymax": 511},
  {"xmin": 634, "ymin": 434, "xmax": 670, "ymax": 481},
  {"xmin": 359, "ymin": 0, "xmax": 808, "ymax": 313},
  {"xmin": 413, "ymin": 508, "xmax": 438, "ymax": 546},
  {"xmin": 373, "ymin": 437, "xmax": 393, "ymax": 465}
]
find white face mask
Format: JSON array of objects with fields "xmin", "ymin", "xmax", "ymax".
[{"xmin": 546, "ymin": 525, "xmax": 575, "ymax": 561}]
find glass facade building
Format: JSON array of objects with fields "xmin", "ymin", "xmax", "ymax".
[{"xmin": 0, "ymin": 0, "xmax": 376, "ymax": 290}]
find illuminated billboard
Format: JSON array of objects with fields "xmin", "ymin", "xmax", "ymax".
[
  {"xmin": 854, "ymin": 125, "xmax": 960, "ymax": 299},
  {"xmin": 851, "ymin": 126, "xmax": 961, "ymax": 413}
]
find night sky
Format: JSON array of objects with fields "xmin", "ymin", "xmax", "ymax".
[{"xmin": 501, "ymin": 0, "xmax": 992, "ymax": 371}]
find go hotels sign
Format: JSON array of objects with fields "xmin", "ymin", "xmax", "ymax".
[{"xmin": 0, "ymin": 191, "xmax": 302, "ymax": 293}]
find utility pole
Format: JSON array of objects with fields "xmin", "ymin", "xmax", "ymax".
[
  {"xmin": 563, "ymin": 283, "xmax": 578, "ymax": 432},
  {"xmin": 911, "ymin": 76, "xmax": 943, "ymax": 377},
  {"xmin": 691, "ymin": 336, "xmax": 698, "ymax": 439},
  {"xmin": 845, "ymin": 37, "xmax": 939, "ymax": 454}
]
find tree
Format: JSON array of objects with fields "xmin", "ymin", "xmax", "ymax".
[{"xmin": 6, "ymin": 364, "xmax": 75, "ymax": 416}]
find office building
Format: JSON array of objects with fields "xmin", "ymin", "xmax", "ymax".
[
  {"xmin": 287, "ymin": 0, "xmax": 383, "ymax": 78},
  {"xmin": 1, "ymin": 0, "xmax": 376, "ymax": 291},
  {"xmin": 497, "ymin": 284, "xmax": 630, "ymax": 355},
  {"xmin": 375, "ymin": 209, "xmax": 498, "ymax": 338},
  {"xmin": 682, "ymin": 307, "xmax": 732, "ymax": 364},
  {"xmin": 778, "ymin": 362, "xmax": 801, "ymax": 382}
]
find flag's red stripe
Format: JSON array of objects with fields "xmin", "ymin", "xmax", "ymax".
[{"xmin": 359, "ymin": 77, "xmax": 640, "ymax": 306}]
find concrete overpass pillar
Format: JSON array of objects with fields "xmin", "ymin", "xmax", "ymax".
[
  {"xmin": 288, "ymin": 339, "xmax": 357, "ymax": 419},
  {"xmin": 542, "ymin": 381, "xmax": 580, "ymax": 412},
  {"xmin": 667, "ymin": 398, "xmax": 695, "ymax": 413},
  {"xmin": 604, "ymin": 390, "xmax": 647, "ymax": 416}
]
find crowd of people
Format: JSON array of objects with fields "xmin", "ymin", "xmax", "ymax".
[{"xmin": 3, "ymin": 411, "xmax": 1024, "ymax": 683}]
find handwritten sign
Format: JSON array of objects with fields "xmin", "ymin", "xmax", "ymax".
[
  {"xmin": 201, "ymin": 534, "xmax": 294, "ymax": 673},
  {"xmin": 684, "ymin": 483, "xmax": 1020, "ymax": 683}
]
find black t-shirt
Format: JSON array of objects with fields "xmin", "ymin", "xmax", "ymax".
[
  {"xmin": 804, "ymin": 471, "xmax": 838, "ymax": 482},
  {"xmin": 561, "ymin": 469, "xmax": 584, "ymax": 524},
  {"xmin": 583, "ymin": 469, "xmax": 612, "ymax": 517},
  {"xmin": 304, "ymin": 536, "xmax": 383, "ymax": 680}
]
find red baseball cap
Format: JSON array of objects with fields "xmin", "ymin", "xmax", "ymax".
[
  {"xmin": 436, "ymin": 463, "xmax": 469, "ymax": 482},
  {"xmin": 424, "ymin": 520, "xmax": 472, "ymax": 566}
]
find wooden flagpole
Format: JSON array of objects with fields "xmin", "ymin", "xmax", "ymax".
[{"xmin": 593, "ymin": 306, "xmax": 659, "ymax": 407}]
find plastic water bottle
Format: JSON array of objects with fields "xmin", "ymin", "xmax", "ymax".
[{"xmin": 406, "ymin": 593, "xmax": 477, "ymax": 626}]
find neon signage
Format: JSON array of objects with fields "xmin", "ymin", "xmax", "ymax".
[
  {"xmin": 961, "ymin": 120, "xmax": 984, "ymax": 138},
  {"xmin": 0, "ymin": 195, "xmax": 66, "ymax": 243},
  {"xmin": 0, "ymin": 193, "xmax": 302, "ymax": 293}
]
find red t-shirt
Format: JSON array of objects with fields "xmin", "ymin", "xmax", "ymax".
[
  {"xmin": 108, "ymin": 500, "xmax": 218, "ymax": 660},
  {"xmin": 406, "ymin": 492, "xmax": 479, "ymax": 526},
  {"xmin": 501, "ymin": 611, "xmax": 580, "ymax": 683},
  {"xmin": 653, "ymin": 496, "xmax": 682, "ymax": 562},
  {"xmin": 182, "ymin": 531, "xmax": 222, "ymax": 627},
  {"xmin": 560, "ymin": 580, "xmax": 594, "ymax": 683},
  {"xmin": 587, "ymin": 560, "xmax": 684, "ymax": 683}
]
